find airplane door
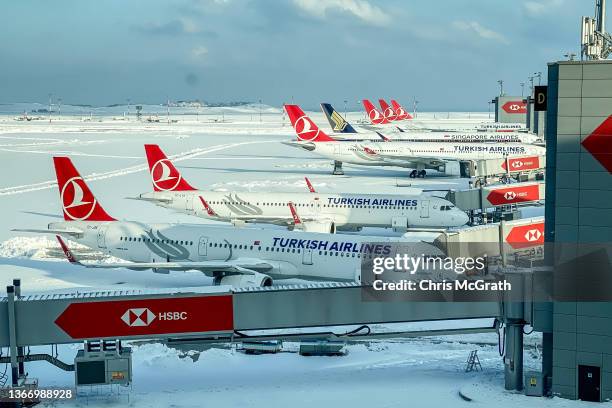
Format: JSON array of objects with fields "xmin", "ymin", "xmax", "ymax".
[
  {"xmin": 186, "ymin": 195, "xmax": 194, "ymax": 212},
  {"xmin": 97, "ymin": 225, "xmax": 108, "ymax": 249},
  {"xmin": 420, "ymin": 200, "xmax": 430, "ymax": 218},
  {"xmin": 302, "ymin": 248, "xmax": 313, "ymax": 265},
  {"xmin": 334, "ymin": 144, "xmax": 341, "ymax": 155},
  {"xmin": 198, "ymin": 237, "xmax": 208, "ymax": 257}
]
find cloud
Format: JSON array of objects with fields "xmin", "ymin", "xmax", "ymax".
[
  {"xmin": 191, "ymin": 45, "xmax": 209, "ymax": 59},
  {"xmin": 523, "ymin": 0, "xmax": 563, "ymax": 17},
  {"xmin": 452, "ymin": 20, "xmax": 510, "ymax": 44},
  {"xmin": 134, "ymin": 18, "xmax": 216, "ymax": 38},
  {"xmin": 293, "ymin": 0, "xmax": 391, "ymax": 26}
]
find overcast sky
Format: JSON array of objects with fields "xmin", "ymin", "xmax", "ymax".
[{"xmin": 0, "ymin": 0, "xmax": 593, "ymax": 110}]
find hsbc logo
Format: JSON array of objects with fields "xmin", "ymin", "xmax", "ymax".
[
  {"xmin": 502, "ymin": 101, "xmax": 527, "ymax": 114},
  {"xmin": 294, "ymin": 115, "xmax": 320, "ymax": 141},
  {"xmin": 120, "ymin": 308, "xmax": 189, "ymax": 327},
  {"xmin": 512, "ymin": 160, "xmax": 523, "ymax": 168},
  {"xmin": 524, "ymin": 229, "xmax": 542, "ymax": 242},
  {"xmin": 504, "ymin": 191, "xmax": 516, "ymax": 200},
  {"xmin": 121, "ymin": 308, "xmax": 156, "ymax": 327}
]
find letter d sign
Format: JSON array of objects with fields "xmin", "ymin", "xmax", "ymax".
[{"xmin": 534, "ymin": 86, "xmax": 547, "ymax": 111}]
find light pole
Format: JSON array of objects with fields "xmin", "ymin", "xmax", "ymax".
[
  {"xmin": 58, "ymin": 98, "xmax": 62, "ymax": 119},
  {"xmin": 48, "ymin": 93, "xmax": 52, "ymax": 123},
  {"xmin": 520, "ymin": 82, "xmax": 525, "ymax": 97},
  {"xmin": 534, "ymin": 72, "xmax": 542, "ymax": 86},
  {"xmin": 497, "ymin": 80, "xmax": 504, "ymax": 97},
  {"xmin": 343, "ymin": 99, "xmax": 347, "ymax": 119},
  {"xmin": 413, "ymin": 98, "xmax": 419, "ymax": 119},
  {"xmin": 488, "ymin": 101, "xmax": 492, "ymax": 119},
  {"xmin": 259, "ymin": 99, "xmax": 262, "ymax": 123},
  {"xmin": 564, "ymin": 52, "xmax": 577, "ymax": 61}
]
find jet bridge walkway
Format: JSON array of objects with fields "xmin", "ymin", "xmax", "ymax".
[{"xmin": 0, "ymin": 274, "xmax": 534, "ymax": 399}]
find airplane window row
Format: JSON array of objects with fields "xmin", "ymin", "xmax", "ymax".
[
  {"xmin": 206, "ymin": 241, "xmax": 374, "ymax": 258},
  {"xmin": 206, "ymin": 201, "xmax": 418, "ymax": 210},
  {"xmin": 440, "ymin": 205, "xmax": 455, "ymax": 211},
  {"xmin": 119, "ymin": 236, "xmax": 194, "ymax": 245}
]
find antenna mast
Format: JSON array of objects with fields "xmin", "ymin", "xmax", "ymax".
[{"xmin": 582, "ymin": 0, "xmax": 612, "ymax": 60}]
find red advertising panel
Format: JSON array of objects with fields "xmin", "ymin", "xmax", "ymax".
[
  {"xmin": 55, "ymin": 295, "xmax": 234, "ymax": 339},
  {"xmin": 487, "ymin": 184, "xmax": 540, "ymax": 206},
  {"xmin": 501, "ymin": 156, "xmax": 541, "ymax": 172},
  {"xmin": 501, "ymin": 101, "xmax": 527, "ymax": 114},
  {"xmin": 505, "ymin": 222, "xmax": 545, "ymax": 249},
  {"xmin": 581, "ymin": 115, "xmax": 612, "ymax": 174}
]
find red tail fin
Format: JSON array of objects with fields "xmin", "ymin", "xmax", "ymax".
[
  {"xmin": 391, "ymin": 99, "xmax": 413, "ymax": 120},
  {"xmin": 144, "ymin": 145, "xmax": 196, "ymax": 192},
  {"xmin": 288, "ymin": 202, "xmax": 302, "ymax": 225},
  {"xmin": 53, "ymin": 157, "xmax": 116, "ymax": 221},
  {"xmin": 304, "ymin": 177, "xmax": 316, "ymax": 193},
  {"xmin": 378, "ymin": 99, "xmax": 398, "ymax": 121},
  {"xmin": 284, "ymin": 105, "xmax": 335, "ymax": 142},
  {"xmin": 362, "ymin": 99, "xmax": 389, "ymax": 124}
]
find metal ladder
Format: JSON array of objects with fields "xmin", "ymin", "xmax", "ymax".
[{"xmin": 465, "ymin": 350, "xmax": 482, "ymax": 372}]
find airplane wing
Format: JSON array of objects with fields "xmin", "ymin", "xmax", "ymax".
[
  {"xmin": 55, "ymin": 235, "xmax": 272, "ymax": 274},
  {"xmin": 127, "ymin": 195, "xmax": 173, "ymax": 204},
  {"xmin": 12, "ymin": 227, "xmax": 84, "ymax": 238}
]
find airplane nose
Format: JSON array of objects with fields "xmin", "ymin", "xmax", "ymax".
[{"xmin": 458, "ymin": 211, "xmax": 469, "ymax": 226}]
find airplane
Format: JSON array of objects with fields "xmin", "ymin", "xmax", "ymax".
[
  {"xmin": 390, "ymin": 99, "xmax": 413, "ymax": 120},
  {"xmin": 133, "ymin": 144, "xmax": 468, "ymax": 233},
  {"xmin": 321, "ymin": 103, "xmax": 541, "ymax": 144},
  {"xmin": 284, "ymin": 104, "xmax": 546, "ymax": 178},
  {"xmin": 378, "ymin": 99, "xmax": 399, "ymax": 121},
  {"xmin": 13, "ymin": 157, "xmax": 438, "ymax": 287}
]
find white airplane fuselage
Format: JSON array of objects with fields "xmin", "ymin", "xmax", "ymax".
[
  {"xmin": 288, "ymin": 140, "xmax": 546, "ymax": 170},
  {"xmin": 138, "ymin": 191, "xmax": 469, "ymax": 230},
  {"xmin": 50, "ymin": 220, "xmax": 402, "ymax": 282}
]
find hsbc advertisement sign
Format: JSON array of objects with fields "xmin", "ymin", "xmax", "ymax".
[
  {"xmin": 486, "ymin": 184, "xmax": 541, "ymax": 206},
  {"xmin": 501, "ymin": 101, "xmax": 527, "ymax": 114},
  {"xmin": 501, "ymin": 156, "xmax": 542, "ymax": 172},
  {"xmin": 505, "ymin": 222, "xmax": 545, "ymax": 249},
  {"xmin": 55, "ymin": 295, "xmax": 234, "ymax": 339}
]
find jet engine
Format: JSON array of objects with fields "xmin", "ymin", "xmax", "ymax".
[
  {"xmin": 214, "ymin": 272, "xmax": 273, "ymax": 287},
  {"xmin": 301, "ymin": 221, "xmax": 336, "ymax": 233}
]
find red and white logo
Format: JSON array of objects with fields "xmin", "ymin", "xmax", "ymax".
[
  {"xmin": 524, "ymin": 228, "xmax": 542, "ymax": 242},
  {"xmin": 294, "ymin": 115, "xmax": 320, "ymax": 142},
  {"xmin": 488, "ymin": 184, "xmax": 540, "ymax": 206},
  {"xmin": 60, "ymin": 177, "xmax": 97, "ymax": 221},
  {"xmin": 121, "ymin": 308, "xmax": 156, "ymax": 327},
  {"xmin": 369, "ymin": 109, "xmax": 382, "ymax": 122},
  {"xmin": 383, "ymin": 107, "xmax": 397, "ymax": 120},
  {"xmin": 505, "ymin": 222, "xmax": 545, "ymax": 249},
  {"xmin": 151, "ymin": 159, "xmax": 181, "ymax": 191},
  {"xmin": 501, "ymin": 156, "xmax": 541, "ymax": 172},
  {"xmin": 502, "ymin": 101, "xmax": 527, "ymax": 114}
]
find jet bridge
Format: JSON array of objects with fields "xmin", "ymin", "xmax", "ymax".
[{"xmin": 0, "ymin": 274, "xmax": 538, "ymax": 402}]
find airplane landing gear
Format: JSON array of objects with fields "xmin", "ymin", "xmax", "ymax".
[
  {"xmin": 409, "ymin": 170, "xmax": 418, "ymax": 178},
  {"xmin": 409, "ymin": 170, "xmax": 427, "ymax": 178},
  {"xmin": 418, "ymin": 170, "xmax": 426, "ymax": 178},
  {"xmin": 332, "ymin": 160, "xmax": 344, "ymax": 175}
]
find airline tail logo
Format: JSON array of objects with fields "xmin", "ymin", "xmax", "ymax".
[
  {"xmin": 151, "ymin": 159, "xmax": 182, "ymax": 191},
  {"xmin": 144, "ymin": 145, "xmax": 196, "ymax": 191},
  {"xmin": 379, "ymin": 99, "xmax": 398, "ymax": 121},
  {"xmin": 330, "ymin": 110, "xmax": 348, "ymax": 132},
  {"xmin": 363, "ymin": 100, "xmax": 388, "ymax": 125},
  {"xmin": 54, "ymin": 157, "xmax": 115, "ymax": 222},
  {"xmin": 391, "ymin": 100, "xmax": 412, "ymax": 120},
  {"xmin": 294, "ymin": 116, "xmax": 321, "ymax": 142}
]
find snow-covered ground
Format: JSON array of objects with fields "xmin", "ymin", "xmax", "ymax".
[{"xmin": 0, "ymin": 106, "xmax": 553, "ymax": 407}]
